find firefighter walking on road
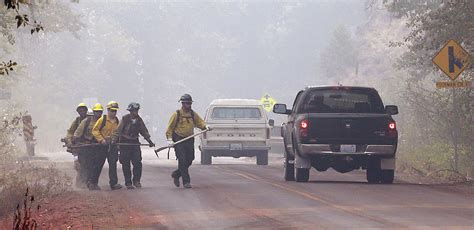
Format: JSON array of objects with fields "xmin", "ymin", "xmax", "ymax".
[
  {"xmin": 65, "ymin": 103, "xmax": 89, "ymax": 188},
  {"xmin": 73, "ymin": 103, "xmax": 104, "ymax": 190},
  {"xmin": 113, "ymin": 102, "xmax": 155, "ymax": 189},
  {"xmin": 166, "ymin": 94, "xmax": 208, "ymax": 189},
  {"xmin": 92, "ymin": 101, "xmax": 122, "ymax": 190}
]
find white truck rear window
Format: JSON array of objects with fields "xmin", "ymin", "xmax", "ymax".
[{"xmin": 211, "ymin": 107, "xmax": 262, "ymax": 119}]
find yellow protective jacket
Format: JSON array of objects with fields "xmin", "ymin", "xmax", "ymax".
[
  {"xmin": 66, "ymin": 116, "xmax": 87, "ymax": 145},
  {"xmin": 92, "ymin": 115, "xmax": 119, "ymax": 143},
  {"xmin": 73, "ymin": 116, "xmax": 100, "ymax": 144},
  {"xmin": 166, "ymin": 108, "xmax": 206, "ymax": 139}
]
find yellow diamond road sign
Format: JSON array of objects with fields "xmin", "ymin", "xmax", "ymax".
[
  {"xmin": 432, "ymin": 40, "xmax": 471, "ymax": 80},
  {"xmin": 260, "ymin": 94, "xmax": 276, "ymax": 112}
]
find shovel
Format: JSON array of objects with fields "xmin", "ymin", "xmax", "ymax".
[{"xmin": 154, "ymin": 129, "xmax": 209, "ymax": 157}]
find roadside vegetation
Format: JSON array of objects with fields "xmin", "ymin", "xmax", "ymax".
[
  {"xmin": 1, "ymin": 0, "xmax": 74, "ymax": 220},
  {"xmin": 0, "ymin": 106, "xmax": 71, "ymax": 218}
]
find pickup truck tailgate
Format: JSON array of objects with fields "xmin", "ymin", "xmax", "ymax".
[
  {"xmin": 306, "ymin": 114, "xmax": 394, "ymax": 144},
  {"xmin": 205, "ymin": 123, "xmax": 268, "ymax": 142}
]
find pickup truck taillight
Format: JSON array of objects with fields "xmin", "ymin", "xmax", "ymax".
[
  {"xmin": 267, "ymin": 128, "xmax": 270, "ymax": 139},
  {"xmin": 388, "ymin": 120, "xmax": 397, "ymax": 138},
  {"xmin": 388, "ymin": 121, "xmax": 396, "ymax": 130},
  {"xmin": 300, "ymin": 119, "xmax": 309, "ymax": 129},
  {"xmin": 300, "ymin": 119, "xmax": 309, "ymax": 138}
]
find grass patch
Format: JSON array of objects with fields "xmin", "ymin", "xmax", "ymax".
[{"xmin": 397, "ymin": 142, "xmax": 473, "ymax": 183}]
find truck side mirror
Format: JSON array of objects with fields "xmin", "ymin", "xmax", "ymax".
[
  {"xmin": 385, "ymin": 105, "xmax": 398, "ymax": 115},
  {"xmin": 269, "ymin": 119, "xmax": 275, "ymax": 127},
  {"xmin": 273, "ymin": 104, "xmax": 291, "ymax": 114}
]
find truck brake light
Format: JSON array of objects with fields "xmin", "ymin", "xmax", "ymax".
[
  {"xmin": 388, "ymin": 121, "xmax": 396, "ymax": 130},
  {"xmin": 300, "ymin": 119, "xmax": 309, "ymax": 138},
  {"xmin": 300, "ymin": 119, "xmax": 309, "ymax": 129}
]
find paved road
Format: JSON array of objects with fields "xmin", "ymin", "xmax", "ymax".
[
  {"xmin": 40, "ymin": 138, "xmax": 473, "ymax": 229},
  {"xmin": 75, "ymin": 146, "xmax": 473, "ymax": 229}
]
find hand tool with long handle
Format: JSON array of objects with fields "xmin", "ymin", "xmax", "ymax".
[
  {"xmin": 154, "ymin": 129, "xmax": 209, "ymax": 155},
  {"xmin": 66, "ymin": 142, "xmax": 151, "ymax": 149},
  {"xmin": 65, "ymin": 143, "xmax": 101, "ymax": 148},
  {"xmin": 117, "ymin": 143, "xmax": 151, "ymax": 146}
]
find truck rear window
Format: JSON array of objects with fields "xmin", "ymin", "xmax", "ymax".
[
  {"xmin": 211, "ymin": 107, "xmax": 262, "ymax": 119},
  {"xmin": 299, "ymin": 88, "xmax": 385, "ymax": 113}
]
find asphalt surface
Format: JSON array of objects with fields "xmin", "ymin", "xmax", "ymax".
[{"xmin": 41, "ymin": 141, "xmax": 473, "ymax": 229}]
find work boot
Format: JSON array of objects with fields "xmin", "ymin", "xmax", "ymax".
[
  {"xmin": 172, "ymin": 175, "xmax": 180, "ymax": 187},
  {"xmin": 133, "ymin": 181, "xmax": 142, "ymax": 188},
  {"xmin": 183, "ymin": 183, "xmax": 192, "ymax": 189},
  {"xmin": 110, "ymin": 184, "xmax": 122, "ymax": 190},
  {"xmin": 126, "ymin": 184, "xmax": 134, "ymax": 190},
  {"xmin": 88, "ymin": 184, "xmax": 101, "ymax": 191}
]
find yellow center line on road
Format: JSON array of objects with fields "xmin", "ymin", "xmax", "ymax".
[
  {"xmin": 150, "ymin": 207, "xmax": 325, "ymax": 228},
  {"xmin": 149, "ymin": 206, "xmax": 472, "ymax": 230},
  {"xmin": 142, "ymin": 165, "xmax": 473, "ymax": 229},
  {"xmin": 216, "ymin": 166, "xmax": 409, "ymax": 227},
  {"xmin": 235, "ymin": 172, "xmax": 259, "ymax": 181},
  {"xmin": 227, "ymin": 167, "xmax": 364, "ymax": 209},
  {"xmin": 218, "ymin": 166, "xmax": 474, "ymax": 210}
]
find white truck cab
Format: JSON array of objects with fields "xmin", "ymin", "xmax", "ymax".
[{"xmin": 199, "ymin": 99, "xmax": 274, "ymax": 165}]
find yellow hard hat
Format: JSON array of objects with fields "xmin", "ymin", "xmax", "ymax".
[
  {"xmin": 77, "ymin": 102, "xmax": 87, "ymax": 109},
  {"xmin": 106, "ymin": 101, "xmax": 119, "ymax": 110},
  {"xmin": 92, "ymin": 103, "xmax": 104, "ymax": 111}
]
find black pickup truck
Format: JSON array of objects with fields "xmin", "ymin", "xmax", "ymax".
[{"xmin": 273, "ymin": 86, "xmax": 398, "ymax": 183}]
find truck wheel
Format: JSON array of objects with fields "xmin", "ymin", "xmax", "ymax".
[
  {"xmin": 367, "ymin": 157, "xmax": 381, "ymax": 183},
  {"xmin": 256, "ymin": 150, "xmax": 268, "ymax": 165},
  {"xmin": 295, "ymin": 168, "xmax": 309, "ymax": 182},
  {"xmin": 284, "ymin": 157, "xmax": 295, "ymax": 181},
  {"xmin": 201, "ymin": 151, "xmax": 212, "ymax": 165},
  {"xmin": 366, "ymin": 168, "xmax": 381, "ymax": 183},
  {"xmin": 380, "ymin": 170, "xmax": 394, "ymax": 184}
]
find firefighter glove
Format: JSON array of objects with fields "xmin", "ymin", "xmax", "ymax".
[{"xmin": 146, "ymin": 138, "xmax": 155, "ymax": 147}]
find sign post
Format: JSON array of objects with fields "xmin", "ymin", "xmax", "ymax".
[{"xmin": 432, "ymin": 39, "xmax": 471, "ymax": 170}]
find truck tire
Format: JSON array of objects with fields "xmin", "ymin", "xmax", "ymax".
[
  {"xmin": 284, "ymin": 157, "xmax": 295, "ymax": 181},
  {"xmin": 201, "ymin": 151, "xmax": 212, "ymax": 165},
  {"xmin": 295, "ymin": 168, "xmax": 309, "ymax": 182},
  {"xmin": 366, "ymin": 168, "xmax": 381, "ymax": 183},
  {"xmin": 284, "ymin": 140, "xmax": 295, "ymax": 181},
  {"xmin": 256, "ymin": 150, "xmax": 268, "ymax": 165},
  {"xmin": 380, "ymin": 170, "xmax": 394, "ymax": 184},
  {"xmin": 367, "ymin": 157, "xmax": 381, "ymax": 183}
]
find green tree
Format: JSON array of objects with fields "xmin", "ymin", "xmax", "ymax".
[
  {"xmin": 319, "ymin": 25, "xmax": 358, "ymax": 83},
  {"xmin": 385, "ymin": 0, "xmax": 473, "ymax": 175},
  {"xmin": 1, "ymin": 0, "xmax": 45, "ymax": 75},
  {"xmin": 0, "ymin": 0, "xmax": 82, "ymax": 218}
]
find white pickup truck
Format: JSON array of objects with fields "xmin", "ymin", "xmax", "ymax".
[{"xmin": 199, "ymin": 99, "xmax": 274, "ymax": 165}]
